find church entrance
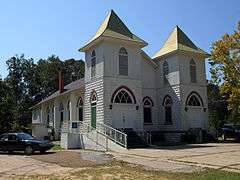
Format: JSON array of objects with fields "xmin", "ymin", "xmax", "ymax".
[
  {"xmin": 112, "ymin": 105, "xmax": 136, "ymax": 129},
  {"xmin": 111, "ymin": 86, "xmax": 137, "ymax": 130}
]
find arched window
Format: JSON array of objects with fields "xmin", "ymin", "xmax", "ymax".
[
  {"xmin": 59, "ymin": 102, "xmax": 64, "ymax": 127},
  {"xmin": 163, "ymin": 95, "xmax": 173, "ymax": 125},
  {"xmin": 113, "ymin": 89, "xmax": 133, "ymax": 104},
  {"xmin": 186, "ymin": 92, "xmax": 203, "ymax": 107},
  {"xmin": 163, "ymin": 61, "xmax": 169, "ymax": 84},
  {"xmin": 77, "ymin": 97, "xmax": 83, "ymax": 121},
  {"xmin": 67, "ymin": 101, "xmax": 71, "ymax": 121},
  {"xmin": 91, "ymin": 50, "xmax": 96, "ymax": 77},
  {"xmin": 119, "ymin": 47, "xmax": 128, "ymax": 76},
  {"xmin": 59, "ymin": 103, "xmax": 64, "ymax": 111},
  {"xmin": 90, "ymin": 91, "xmax": 97, "ymax": 104},
  {"xmin": 190, "ymin": 59, "xmax": 196, "ymax": 83},
  {"xmin": 143, "ymin": 97, "xmax": 153, "ymax": 124},
  {"xmin": 90, "ymin": 90, "xmax": 97, "ymax": 128}
]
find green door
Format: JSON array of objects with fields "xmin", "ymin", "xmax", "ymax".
[{"xmin": 91, "ymin": 106, "xmax": 96, "ymax": 129}]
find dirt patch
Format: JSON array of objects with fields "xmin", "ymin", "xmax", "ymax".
[{"xmin": 30, "ymin": 150, "xmax": 112, "ymax": 168}]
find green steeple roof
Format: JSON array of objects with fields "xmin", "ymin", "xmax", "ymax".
[
  {"xmin": 79, "ymin": 10, "xmax": 147, "ymax": 51},
  {"xmin": 153, "ymin": 26, "xmax": 208, "ymax": 59}
]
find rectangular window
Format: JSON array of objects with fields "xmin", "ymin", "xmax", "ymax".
[
  {"xmin": 91, "ymin": 58, "xmax": 96, "ymax": 77},
  {"xmin": 165, "ymin": 107, "xmax": 172, "ymax": 124},
  {"xmin": 144, "ymin": 107, "xmax": 152, "ymax": 124},
  {"xmin": 119, "ymin": 55, "xmax": 128, "ymax": 76},
  {"xmin": 190, "ymin": 66, "xmax": 196, "ymax": 83},
  {"xmin": 79, "ymin": 108, "xmax": 83, "ymax": 121},
  {"xmin": 60, "ymin": 112, "xmax": 63, "ymax": 127}
]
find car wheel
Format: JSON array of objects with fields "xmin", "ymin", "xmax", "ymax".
[
  {"xmin": 8, "ymin": 151, "xmax": 13, "ymax": 154},
  {"xmin": 222, "ymin": 133, "xmax": 226, "ymax": 141},
  {"xmin": 25, "ymin": 146, "xmax": 33, "ymax": 155},
  {"xmin": 40, "ymin": 149, "xmax": 46, "ymax": 154}
]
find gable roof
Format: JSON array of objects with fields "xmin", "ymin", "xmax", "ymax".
[
  {"xmin": 79, "ymin": 10, "xmax": 147, "ymax": 51},
  {"xmin": 152, "ymin": 26, "xmax": 208, "ymax": 59},
  {"xmin": 141, "ymin": 50, "xmax": 158, "ymax": 68},
  {"xmin": 31, "ymin": 78, "xmax": 85, "ymax": 109}
]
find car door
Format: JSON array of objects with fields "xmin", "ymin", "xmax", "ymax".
[
  {"xmin": 8, "ymin": 134, "xmax": 23, "ymax": 151},
  {"xmin": 0, "ymin": 134, "xmax": 9, "ymax": 151}
]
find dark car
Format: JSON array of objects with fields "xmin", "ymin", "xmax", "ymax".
[
  {"xmin": 219, "ymin": 124, "xmax": 240, "ymax": 141},
  {"xmin": 0, "ymin": 133, "xmax": 54, "ymax": 155}
]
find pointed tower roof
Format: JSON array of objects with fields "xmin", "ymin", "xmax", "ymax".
[
  {"xmin": 79, "ymin": 10, "xmax": 147, "ymax": 51},
  {"xmin": 152, "ymin": 26, "xmax": 208, "ymax": 59}
]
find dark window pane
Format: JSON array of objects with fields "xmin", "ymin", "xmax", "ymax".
[
  {"xmin": 119, "ymin": 55, "xmax": 128, "ymax": 76},
  {"xmin": 114, "ymin": 90, "xmax": 132, "ymax": 104},
  {"xmin": 144, "ymin": 107, "xmax": 152, "ymax": 123},
  {"xmin": 79, "ymin": 108, "xmax": 83, "ymax": 121},
  {"xmin": 165, "ymin": 107, "xmax": 172, "ymax": 124}
]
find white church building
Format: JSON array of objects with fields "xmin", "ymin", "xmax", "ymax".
[{"xmin": 32, "ymin": 10, "xmax": 209, "ymax": 149}]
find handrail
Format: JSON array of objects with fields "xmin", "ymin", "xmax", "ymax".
[
  {"xmin": 97, "ymin": 122, "xmax": 128, "ymax": 148},
  {"xmin": 62, "ymin": 121, "xmax": 109, "ymax": 150},
  {"xmin": 61, "ymin": 121, "xmax": 128, "ymax": 149},
  {"xmin": 137, "ymin": 130, "xmax": 152, "ymax": 145}
]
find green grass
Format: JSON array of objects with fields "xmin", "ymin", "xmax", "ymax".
[
  {"xmin": 14, "ymin": 161, "xmax": 240, "ymax": 180},
  {"xmin": 50, "ymin": 144, "xmax": 64, "ymax": 151},
  {"xmin": 69, "ymin": 161, "xmax": 240, "ymax": 180}
]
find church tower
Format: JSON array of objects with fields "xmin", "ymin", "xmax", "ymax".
[
  {"xmin": 153, "ymin": 26, "xmax": 209, "ymax": 132},
  {"xmin": 79, "ymin": 10, "xmax": 147, "ymax": 131}
]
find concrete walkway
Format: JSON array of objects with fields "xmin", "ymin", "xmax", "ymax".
[{"xmin": 108, "ymin": 143, "xmax": 240, "ymax": 173}]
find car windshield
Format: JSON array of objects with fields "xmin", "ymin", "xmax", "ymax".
[{"xmin": 17, "ymin": 133, "xmax": 34, "ymax": 140}]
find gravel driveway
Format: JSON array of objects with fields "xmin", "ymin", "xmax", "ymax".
[
  {"xmin": 0, "ymin": 150, "xmax": 112, "ymax": 179},
  {"xmin": 0, "ymin": 143, "xmax": 239, "ymax": 179}
]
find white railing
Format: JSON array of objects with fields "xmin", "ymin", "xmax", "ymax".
[
  {"xmin": 61, "ymin": 121, "xmax": 128, "ymax": 149},
  {"xmin": 61, "ymin": 121, "xmax": 110, "ymax": 150},
  {"xmin": 137, "ymin": 130, "xmax": 152, "ymax": 145},
  {"xmin": 96, "ymin": 123, "xmax": 128, "ymax": 148}
]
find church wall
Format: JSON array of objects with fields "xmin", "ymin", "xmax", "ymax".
[
  {"xmin": 156, "ymin": 55, "xmax": 180, "ymax": 89},
  {"xmin": 101, "ymin": 41, "xmax": 144, "ymax": 131},
  {"xmin": 141, "ymin": 56, "xmax": 158, "ymax": 131},
  {"xmin": 180, "ymin": 84, "xmax": 209, "ymax": 131},
  {"xmin": 178, "ymin": 53, "xmax": 206, "ymax": 86},
  {"xmin": 84, "ymin": 43, "xmax": 105, "ymax": 125}
]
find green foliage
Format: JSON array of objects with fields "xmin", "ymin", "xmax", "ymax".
[
  {"xmin": 207, "ymin": 82, "xmax": 228, "ymax": 129},
  {"xmin": 210, "ymin": 21, "xmax": 240, "ymax": 123},
  {"xmin": 0, "ymin": 54, "xmax": 84, "ymax": 134}
]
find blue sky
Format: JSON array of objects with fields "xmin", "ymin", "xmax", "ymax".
[{"xmin": 0, "ymin": 0, "xmax": 239, "ymax": 79}]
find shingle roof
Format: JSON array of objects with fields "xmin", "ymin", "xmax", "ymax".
[
  {"xmin": 152, "ymin": 26, "xmax": 208, "ymax": 59},
  {"xmin": 79, "ymin": 10, "xmax": 147, "ymax": 51},
  {"xmin": 31, "ymin": 78, "xmax": 85, "ymax": 108}
]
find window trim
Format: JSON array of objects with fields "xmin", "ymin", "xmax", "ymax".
[
  {"xmin": 91, "ymin": 50, "xmax": 96, "ymax": 77},
  {"xmin": 111, "ymin": 86, "xmax": 136, "ymax": 104},
  {"xmin": 185, "ymin": 91, "xmax": 203, "ymax": 107},
  {"xmin": 143, "ymin": 97, "xmax": 153, "ymax": 124},
  {"xmin": 163, "ymin": 95, "xmax": 173, "ymax": 125},
  {"xmin": 113, "ymin": 89, "xmax": 134, "ymax": 104},
  {"xmin": 119, "ymin": 47, "xmax": 128, "ymax": 76},
  {"xmin": 190, "ymin": 59, "xmax": 197, "ymax": 83},
  {"xmin": 163, "ymin": 61, "xmax": 169, "ymax": 84}
]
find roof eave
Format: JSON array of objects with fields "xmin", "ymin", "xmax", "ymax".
[
  {"xmin": 79, "ymin": 35, "xmax": 147, "ymax": 52},
  {"xmin": 152, "ymin": 49, "xmax": 209, "ymax": 60},
  {"xmin": 79, "ymin": 37, "xmax": 103, "ymax": 52},
  {"xmin": 141, "ymin": 50, "xmax": 159, "ymax": 68}
]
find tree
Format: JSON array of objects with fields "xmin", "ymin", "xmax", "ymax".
[
  {"xmin": 210, "ymin": 21, "xmax": 240, "ymax": 123},
  {"xmin": 207, "ymin": 81, "xmax": 228, "ymax": 130},
  {"xmin": 0, "ymin": 54, "xmax": 85, "ymax": 133},
  {"xmin": 0, "ymin": 74, "xmax": 15, "ymax": 133}
]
